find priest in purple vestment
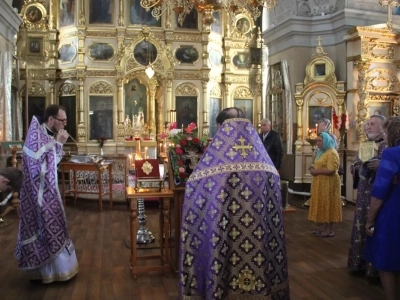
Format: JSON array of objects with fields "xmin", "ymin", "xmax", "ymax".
[
  {"xmin": 347, "ymin": 115, "xmax": 386, "ymax": 277},
  {"xmin": 15, "ymin": 105, "xmax": 79, "ymax": 283},
  {"xmin": 179, "ymin": 108, "xmax": 290, "ymax": 300}
]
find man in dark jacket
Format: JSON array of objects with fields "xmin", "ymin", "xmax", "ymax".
[{"xmin": 259, "ymin": 118, "xmax": 283, "ymax": 171}]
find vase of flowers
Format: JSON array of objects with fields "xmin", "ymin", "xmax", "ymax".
[
  {"xmin": 97, "ymin": 137, "xmax": 106, "ymax": 156},
  {"xmin": 167, "ymin": 122, "xmax": 210, "ymax": 185}
]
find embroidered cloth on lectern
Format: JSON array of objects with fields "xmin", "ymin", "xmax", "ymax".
[{"xmin": 179, "ymin": 118, "xmax": 289, "ymax": 300}]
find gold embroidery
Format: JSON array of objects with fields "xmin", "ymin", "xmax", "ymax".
[
  {"xmin": 141, "ymin": 161, "xmax": 153, "ymax": 175},
  {"xmin": 232, "ymin": 136, "xmax": 253, "ymax": 158}
]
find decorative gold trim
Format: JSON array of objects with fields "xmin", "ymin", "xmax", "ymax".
[
  {"xmin": 233, "ymin": 86, "xmax": 253, "ymax": 98},
  {"xmin": 89, "ymin": 81, "xmax": 113, "ymax": 94},
  {"xmin": 58, "ymin": 83, "xmax": 76, "ymax": 96},
  {"xmin": 176, "ymin": 83, "xmax": 199, "ymax": 96},
  {"xmin": 210, "ymin": 85, "xmax": 222, "ymax": 98},
  {"xmin": 21, "ymin": 1, "xmax": 48, "ymax": 30}
]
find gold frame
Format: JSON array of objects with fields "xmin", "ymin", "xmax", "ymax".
[
  {"xmin": 235, "ymin": 14, "xmax": 252, "ymax": 34},
  {"xmin": 58, "ymin": 43, "xmax": 77, "ymax": 64},
  {"xmin": 27, "ymin": 38, "xmax": 43, "ymax": 56},
  {"xmin": 174, "ymin": 45, "xmax": 200, "ymax": 65},
  {"xmin": 87, "ymin": 43, "xmax": 115, "ymax": 61},
  {"xmin": 21, "ymin": 2, "xmax": 48, "ymax": 30}
]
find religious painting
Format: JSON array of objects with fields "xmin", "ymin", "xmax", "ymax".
[
  {"xmin": 176, "ymin": 10, "xmax": 198, "ymax": 29},
  {"xmin": 315, "ymin": 63, "xmax": 326, "ymax": 77},
  {"xmin": 124, "ymin": 78, "xmax": 147, "ymax": 123},
  {"xmin": 176, "ymin": 96, "xmax": 197, "ymax": 129},
  {"xmin": 25, "ymin": 4, "xmax": 43, "ymax": 23},
  {"xmin": 209, "ymin": 97, "xmax": 221, "ymax": 137},
  {"xmin": 89, "ymin": 0, "xmax": 113, "ymax": 24},
  {"xmin": 89, "ymin": 96, "xmax": 113, "ymax": 140},
  {"xmin": 175, "ymin": 46, "xmax": 199, "ymax": 64},
  {"xmin": 210, "ymin": 11, "xmax": 221, "ymax": 34},
  {"xmin": 27, "ymin": 38, "xmax": 42, "ymax": 56},
  {"xmin": 236, "ymin": 17, "xmax": 251, "ymax": 34},
  {"xmin": 234, "ymin": 99, "xmax": 253, "ymax": 123},
  {"xmin": 250, "ymin": 47, "xmax": 262, "ymax": 65},
  {"xmin": 209, "ymin": 49, "xmax": 222, "ymax": 67},
  {"xmin": 88, "ymin": 43, "xmax": 114, "ymax": 61},
  {"xmin": 133, "ymin": 40, "xmax": 157, "ymax": 66},
  {"xmin": 369, "ymin": 101, "xmax": 392, "ymax": 119},
  {"xmin": 232, "ymin": 52, "xmax": 250, "ymax": 69},
  {"xmin": 60, "ymin": 0, "xmax": 75, "ymax": 27},
  {"xmin": 129, "ymin": 0, "xmax": 161, "ymax": 26},
  {"xmin": 59, "ymin": 43, "xmax": 77, "ymax": 63},
  {"xmin": 59, "ymin": 96, "xmax": 77, "ymax": 141},
  {"xmin": 308, "ymin": 106, "xmax": 332, "ymax": 130}
]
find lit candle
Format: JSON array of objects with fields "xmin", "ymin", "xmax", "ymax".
[{"xmin": 316, "ymin": 123, "xmax": 318, "ymax": 132}]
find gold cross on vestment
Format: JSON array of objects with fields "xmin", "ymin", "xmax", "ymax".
[
  {"xmin": 232, "ymin": 137, "xmax": 253, "ymax": 158},
  {"xmin": 380, "ymin": 0, "xmax": 400, "ymax": 33}
]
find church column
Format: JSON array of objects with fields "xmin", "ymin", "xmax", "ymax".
[
  {"xmin": 149, "ymin": 78, "xmax": 157, "ymax": 138},
  {"xmin": 118, "ymin": 0, "xmax": 125, "ymax": 26},
  {"xmin": 49, "ymin": 0, "xmax": 56, "ymax": 29},
  {"xmin": 202, "ymin": 80, "xmax": 209, "ymax": 136},
  {"xmin": 77, "ymin": 79, "xmax": 86, "ymax": 143},
  {"xmin": 354, "ymin": 59, "xmax": 371, "ymax": 141},
  {"xmin": 224, "ymin": 83, "xmax": 231, "ymax": 108},
  {"xmin": 117, "ymin": 78, "xmax": 125, "ymax": 142},
  {"xmin": 49, "ymin": 80, "xmax": 55, "ymax": 104},
  {"xmin": 166, "ymin": 79, "xmax": 173, "ymax": 123}
]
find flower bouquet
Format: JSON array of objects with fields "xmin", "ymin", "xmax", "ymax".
[
  {"xmin": 167, "ymin": 122, "xmax": 210, "ymax": 184},
  {"xmin": 332, "ymin": 109, "xmax": 347, "ymax": 148}
]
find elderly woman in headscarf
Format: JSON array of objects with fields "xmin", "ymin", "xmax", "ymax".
[
  {"xmin": 364, "ymin": 116, "xmax": 400, "ymax": 300},
  {"xmin": 318, "ymin": 118, "xmax": 338, "ymax": 149},
  {"xmin": 308, "ymin": 132, "xmax": 342, "ymax": 237}
]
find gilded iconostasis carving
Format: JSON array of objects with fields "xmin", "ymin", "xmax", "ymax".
[{"xmin": 13, "ymin": 0, "xmax": 262, "ymax": 152}]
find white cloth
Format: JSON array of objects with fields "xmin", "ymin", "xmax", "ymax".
[{"xmin": 24, "ymin": 243, "xmax": 79, "ymax": 284}]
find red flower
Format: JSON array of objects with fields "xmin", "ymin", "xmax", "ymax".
[
  {"xmin": 179, "ymin": 173, "xmax": 187, "ymax": 179},
  {"xmin": 332, "ymin": 109, "xmax": 339, "ymax": 130},
  {"xmin": 193, "ymin": 137, "xmax": 200, "ymax": 144},
  {"xmin": 169, "ymin": 122, "xmax": 177, "ymax": 130},
  {"xmin": 175, "ymin": 148, "xmax": 183, "ymax": 155},
  {"xmin": 340, "ymin": 113, "xmax": 347, "ymax": 131},
  {"xmin": 178, "ymin": 160, "xmax": 184, "ymax": 166},
  {"xmin": 180, "ymin": 139, "xmax": 187, "ymax": 146}
]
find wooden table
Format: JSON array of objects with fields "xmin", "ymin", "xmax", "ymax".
[
  {"xmin": 126, "ymin": 187, "xmax": 173, "ymax": 278},
  {"xmin": 59, "ymin": 161, "xmax": 113, "ymax": 212}
]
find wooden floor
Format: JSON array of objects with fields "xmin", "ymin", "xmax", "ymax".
[{"xmin": 0, "ymin": 195, "xmax": 385, "ymax": 300}]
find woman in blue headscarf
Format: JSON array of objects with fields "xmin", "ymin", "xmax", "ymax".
[{"xmin": 309, "ymin": 132, "xmax": 342, "ymax": 237}]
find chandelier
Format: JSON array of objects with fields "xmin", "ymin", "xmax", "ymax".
[{"xmin": 140, "ymin": 0, "xmax": 277, "ymax": 25}]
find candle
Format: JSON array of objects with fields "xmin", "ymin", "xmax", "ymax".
[
  {"xmin": 316, "ymin": 123, "xmax": 318, "ymax": 132},
  {"xmin": 145, "ymin": 147, "xmax": 148, "ymax": 159}
]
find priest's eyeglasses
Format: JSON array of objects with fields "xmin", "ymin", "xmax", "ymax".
[{"xmin": 53, "ymin": 116, "xmax": 67, "ymax": 124}]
